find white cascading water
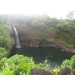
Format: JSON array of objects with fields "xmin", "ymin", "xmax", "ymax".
[{"xmin": 13, "ymin": 25, "xmax": 21, "ymax": 48}]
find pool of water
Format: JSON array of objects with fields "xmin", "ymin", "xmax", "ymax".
[{"xmin": 9, "ymin": 47, "xmax": 75, "ymax": 68}]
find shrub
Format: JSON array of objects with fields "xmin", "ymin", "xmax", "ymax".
[
  {"xmin": 51, "ymin": 68, "xmax": 60, "ymax": 75},
  {"xmin": 61, "ymin": 55, "xmax": 75, "ymax": 70},
  {"xmin": 0, "ymin": 54, "xmax": 47, "ymax": 75},
  {"xmin": 2, "ymin": 68, "xmax": 14, "ymax": 75},
  {"xmin": 0, "ymin": 47, "xmax": 7, "ymax": 59},
  {"xmin": 61, "ymin": 59, "xmax": 71, "ymax": 68},
  {"xmin": 0, "ymin": 57, "xmax": 7, "ymax": 70},
  {"xmin": 7, "ymin": 54, "xmax": 34, "ymax": 65},
  {"xmin": 70, "ymin": 55, "xmax": 75, "ymax": 70}
]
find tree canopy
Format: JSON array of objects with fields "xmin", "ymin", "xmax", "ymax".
[{"xmin": 0, "ymin": 16, "xmax": 14, "ymax": 57}]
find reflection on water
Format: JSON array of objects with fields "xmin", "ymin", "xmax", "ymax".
[{"xmin": 9, "ymin": 47, "xmax": 75, "ymax": 68}]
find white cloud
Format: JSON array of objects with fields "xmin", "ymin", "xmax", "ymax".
[{"xmin": 0, "ymin": 0, "xmax": 75, "ymax": 18}]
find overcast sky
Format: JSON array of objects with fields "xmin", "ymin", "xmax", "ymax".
[{"xmin": 0, "ymin": 0, "xmax": 75, "ymax": 18}]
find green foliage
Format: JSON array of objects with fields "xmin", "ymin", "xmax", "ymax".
[
  {"xmin": 2, "ymin": 54, "xmax": 75, "ymax": 75},
  {"xmin": 2, "ymin": 68, "xmax": 14, "ymax": 75},
  {"xmin": 0, "ymin": 54, "xmax": 48, "ymax": 75},
  {"xmin": 61, "ymin": 59, "xmax": 71, "ymax": 68},
  {"xmin": 7, "ymin": 54, "xmax": 34, "ymax": 65},
  {"xmin": 0, "ymin": 57, "xmax": 8, "ymax": 70},
  {"xmin": 70, "ymin": 55, "xmax": 75, "ymax": 70},
  {"xmin": 0, "ymin": 47, "xmax": 7, "ymax": 59},
  {"xmin": 14, "ymin": 62, "xmax": 35, "ymax": 75},
  {"xmin": 0, "ymin": 25, "xmax": 14, "ymax": 55},
  {"xmin": 51, "ymin": 68, "xmax": 60, "ymax": 75},
  {"xmin": 34, "ymin": 63, "xmax": 47, "ymax": 70},
  {"xmin": 61, "ymin": 55, "xmax": 75, "ymax": 70},
  {"xmin": 56, "ymin": 20, "xmax": 75, "ymax": 48}
]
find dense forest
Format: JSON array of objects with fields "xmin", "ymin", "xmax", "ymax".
[{"xmin": 0, "ymin": 11, "xmax": 75, "ymax": 53}]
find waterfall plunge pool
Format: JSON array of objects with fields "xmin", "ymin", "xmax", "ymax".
[{"xmin": 9, "ymin": 47, "xmax": 75, "ymax": 68}]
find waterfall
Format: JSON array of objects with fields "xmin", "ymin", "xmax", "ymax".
[{"xmin": 13, "ymin": 25, "xmax": 21, "ymax": 48}]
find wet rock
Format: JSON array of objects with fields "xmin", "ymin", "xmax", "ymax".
[
  {"xmin": 30, "ymin": 68, "xmax": 53, "ymax": 75},
  {"xmin": 58, "ymin": 67, "xmax": 73, "ymax": 75}
]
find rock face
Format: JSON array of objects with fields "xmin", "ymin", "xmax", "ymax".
[
  {"xmin": 20, "ymin": 39, "xmax": 75, "ymax": 53},
  {"xmin": 20, "ymin": 38, "xmax": 63, "ymax": 48},
  {"xmin": 12, "ymin": 31, "xmax": 75, "ymax": 53},
  {"xmin": 58, "ymin": 67, "xmax": 74, "ymax": 75},
  {"xmin": 30, "ymin": 68, "xmax": 53, "ymax": 75}
]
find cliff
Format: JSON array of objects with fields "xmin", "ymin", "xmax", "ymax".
[{"xmin": 3, "ymin": 14, "xmax": 75, "ymax": 53}]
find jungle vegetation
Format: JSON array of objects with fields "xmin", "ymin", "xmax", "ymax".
[
  {"xmin": 1, "ymin": 11, "xmax": 75, "ymax": 49},
  {"xmin": 0, "ymin": 11, "xmax": 75, "ymax": 58}
]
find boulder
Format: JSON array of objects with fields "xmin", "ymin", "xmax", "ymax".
[
  {"xmin": 30, "ymin": 68, "xmax": 53, "ymax": 75},
  {"xmin": 58, "ymin": 67, "xmax": 73, "ymax": 75}
]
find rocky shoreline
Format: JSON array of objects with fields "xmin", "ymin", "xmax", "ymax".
[
  {"xmin": 20, "ymin": 39, "xmax": 75, "ymax": 53},
  {"xmin": 30, "ymin": 68, "xmax": 75, "ymax": 75}
]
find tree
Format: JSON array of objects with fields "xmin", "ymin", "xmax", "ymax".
[
  {"xmin": 66, "ymin": 11, "xmax": 74, "ymax": 20},
  {"xmin": 0, "ymin": 15, "xmax": 4, "ymax": 25},
  {"xmin": 0, "ymin": 47, "xmax": 7, "ymax": 59},
  {"xmin": 0, "ymin": 25, "xmax": 14, "ymax": 56}
]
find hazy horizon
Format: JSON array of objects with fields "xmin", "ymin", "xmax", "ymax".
[{"xmin": 0, "ymin": 0, "xmax": 75, "ymax": 18}]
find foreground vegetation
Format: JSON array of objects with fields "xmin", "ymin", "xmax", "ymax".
[
  {"xmin": 0, "ymin": 54, "xmax": 75, "ymax": 75},
  {"xmin": 0, "ymin": 54, "xmax": 50, "ymax": 75}
]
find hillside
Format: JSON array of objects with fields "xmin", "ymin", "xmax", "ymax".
[{"xmin": 1, "ymin": 14, "xmax": 75, "ymax": 53}]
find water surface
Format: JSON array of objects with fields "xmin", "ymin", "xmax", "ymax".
[{"xmin": 10, "ymin": 47, "xmax": 75, "ymax": 68}]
